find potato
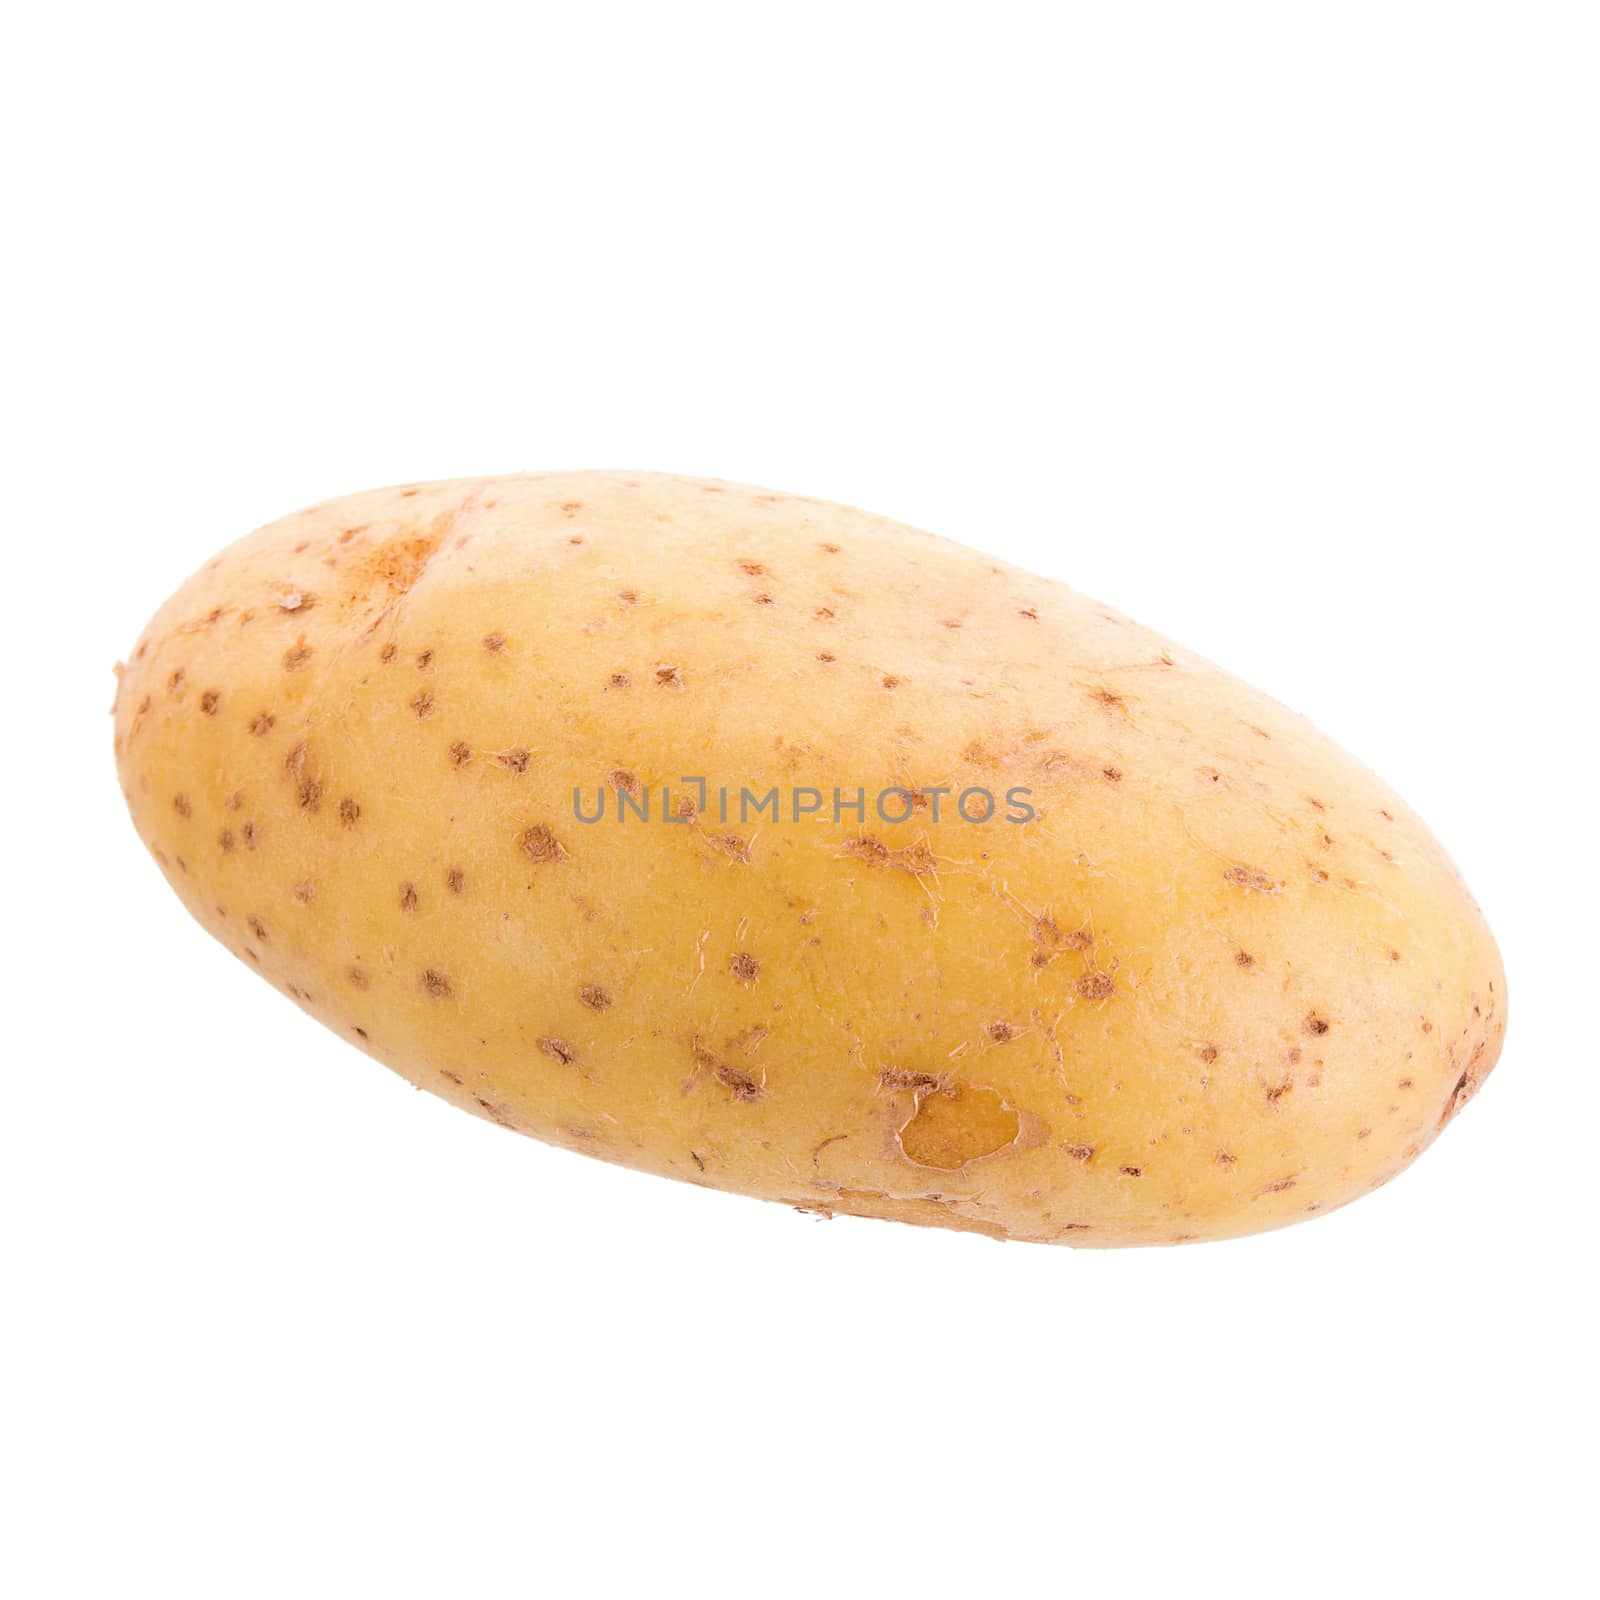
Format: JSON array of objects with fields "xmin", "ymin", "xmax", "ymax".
[{"xmin": 112, "ymin": 472, "xmax": 1505, "ymax": 1246}]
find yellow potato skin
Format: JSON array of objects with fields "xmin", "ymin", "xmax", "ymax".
[{"xmin": 113, "ymin": 472, "xmax": 1506, "ymax": 1246}]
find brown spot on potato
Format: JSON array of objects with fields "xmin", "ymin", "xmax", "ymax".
[
  {"xmin": 712, "ymin": 1062, "xmax": 762, "ymax": 1101},
  {"xmin": 410, "ymin": 689, "xmax": 434, "ymax": 718},
  {"xmin": 482, "ymin": 633, "xmax": 505, "ymax": 653},
  {"xmin": 519, "ymin": 824, "xmax": 566, "ymax": 864},
  {"xmin": 538, "ymin": 1037, "xmax": 578, "ymax": 1066},
  {"xmin": 250, "ymin": 712, "xmax": 275, "ymax": 736},
  {"xmin": 400, "ymin": 882, "xmax": 419, "ymax": 913},
  {"xmin": 880, "ymin": 1068, "xmax": 949, "ymax": 1094},
  {"xmin": 283, "ymin": 642, "xmax": 312, "ymax": 671},
  {"xmin": 421, "ymin": 969, "xmax": 452, "ymax": 998},
  {"xmin": 291, "ymin": 881, "xmax": 314, "ymax": 904},
  {"xmin": 986, "ymin": 1021, "xmax": 1015, "ymax": 1043},
  {"xmin": 1065, "ymin": 1143, "xmax": 1094, "ymax": 1163},
  {"xmin": 1304, "ymin": 1013, "xmax": 1331, "ymax": 1035},
  {"xmin": 729, "ymin": 953, "xmax": 760, "ymax": 981},
  {"xmin": 498, "ymin": 748, "xmax": 531, "ymax": 774},
  {"xmin": 199, "ymin": 690, "xmax": 220, "ymax": 715},
  {"xmin": 1224, "ymin": 864, "xmax": 1282, "ymax": 893},
  {"xmin": 579, "ymin": 984, "xmax": 611, "ymax": 1010},
  {"xmin": 339, "ymin": 797, "xmax": 360, "ymax": 827},
  {"xmin": 445, "ymin": 867, "xmax": 465, "ymax": 894},
  {"xmin": 1120, "ymin": 1166, "xmax": 1142, "ymax": 1178},
  {"xmin": 246, "ymin": 915, "xmax": 269, "ymax": 942},
  {"xmin": 173, "ymin": 794, "xmax": 192, "ymax": 818},
  {"xmin": 655, "ymin": 664, "xmax": 684, "ymax": 689},
  {"xmin": 1076, "ymin": 971, "xmax": 1116, "ymax": 1001}
]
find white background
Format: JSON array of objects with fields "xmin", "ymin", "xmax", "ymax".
[{"xmin": 5, "ymin": 5, "xmax": 1597, "ymax": 1595}]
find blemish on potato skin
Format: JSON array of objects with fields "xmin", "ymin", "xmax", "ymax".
[
  {"xmin": 410, "ymin": 689, "xmax": 435, "ymax": 718},
  {"xmin": 579, "ymin": 984, "xmax": 611, "ymax": 1010},
  {"xmin": 400, "ymin": 882, "xmax": 419, "ymax": 913},
  {"xmin": 200, "ymin": 690, "xmax": 220, "ymax": 715},
  {"xmin": 339, "ymin": 798, "xmax": 360, "ymax": 827},
  {"xmin": 283, "ymin": 642, "xmax": 313, "ymax": 671},
  {"xmin": 482, "ymin": 633, "xmax": 506, "ymax": 653},
  {"xmin": 445, "ymin": 867, "xmax": 465, "ymax": 894},
  {"xmin": 729, "ymin": 953, "xmax": 760, "ymax": 981},
  {"xmin": 250, "ymin": 712, "xmax": 275, "ymax": 736},
  {"xmin": 1224, "ymin": 864, "xmax": 1282, "ymax": 893},
  {"xmin": 421, "ymin": 969, "xmax": 452, "ymax": 998},
  {"xmin": 655, "ymin": 664, "xmax": 684, "ymax": 689},
  {"xmin": 1065, "ymin": 1143, "xmax": 1094, "ymax": 1163},
  {"xmin": 519, "ymin": 824, "xmax": 566, "ymax": 864},
  {"xmin": 898, "ymin": 1083, "xmax": 1019, "ymax": 1169},
  {"xmin": 498, "ymin": 748, "xmax": 531, "ymax": 774},
  {"xmin": 246, "ymin": 915, "xmax": 269, "ymax": 942},
  {"xmin": 173, "ymin": 794, "xmax": 192, "ymax": 818},
  {"xmin": 879, "ymin": 1068, "xmax": 949, "ymax": 1094},
  {"xmin": 291, "ymin": 881, "xmax": 314, "ymax": 904},
  {"xmin": 538, "ymin": 1037, "xmax": 578, "ymax": 1066},
  {"xmin": 218, "ymin": 829, "xmax": 235, "ymax": 853},
  {"xmin": 1304, "ymin": 1013, "xmax": 1331, "ymax": 1035},
  {"xmin": 1076, "ymin": 971, "xmax": 1116, "ymax": 1001}
]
